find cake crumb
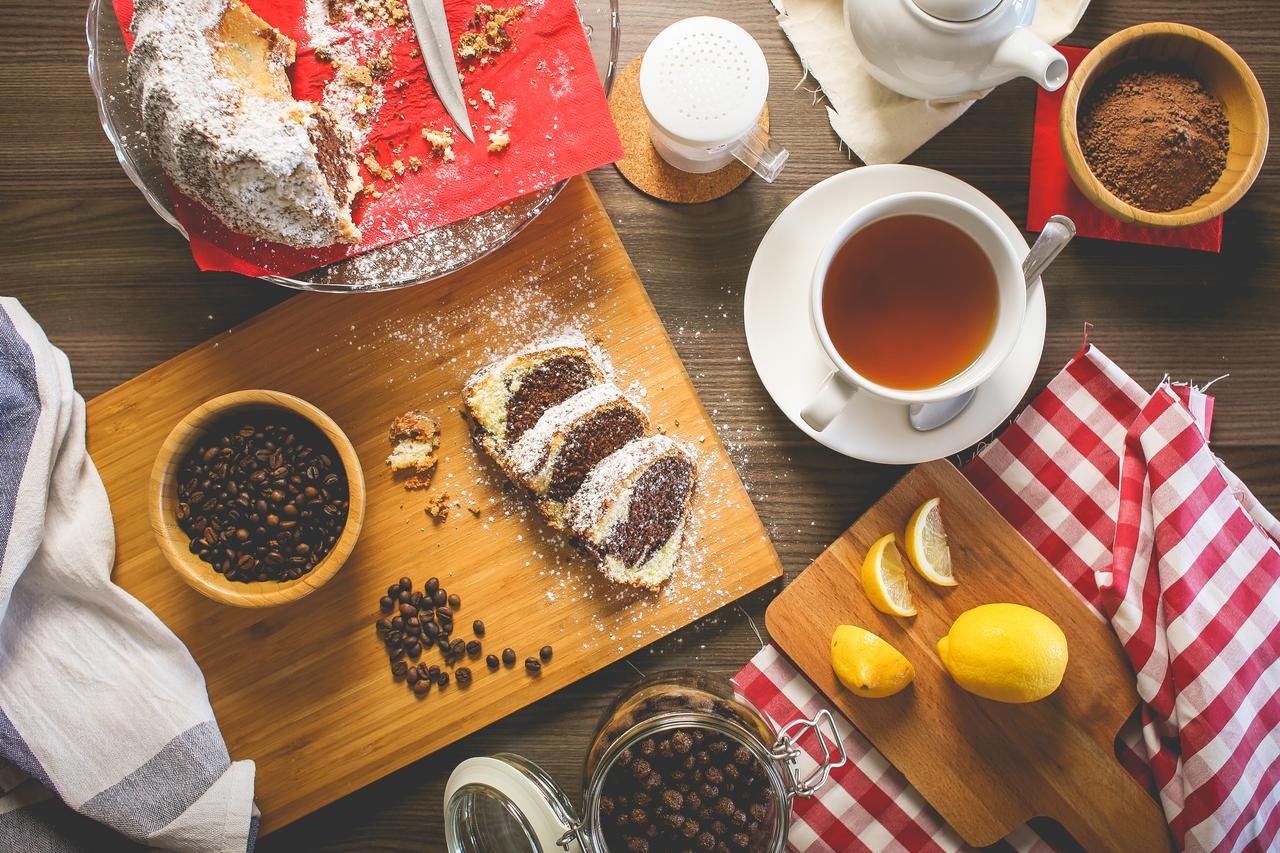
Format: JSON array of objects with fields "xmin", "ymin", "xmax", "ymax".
[
  {"xmin": 387, "ymin": 409, "xmax": 440, "ymax": 490},
  {"xmin": 423, "ymin": 126, "xmax": 456, "ymax": 161},
  {"xmin": 458, "ymin": 4, "xmax": 524, "ymax": 61},
  {"xmin": 487, "ymin": 129, "xmax": 510, "ymax": 153},
  {"xmin": 425, "ymin": 493, "xmax": 451, "ymax": 520},
  {"xmin": 479, "ymin": 88, "xmax": 497, "ymax": 110}
]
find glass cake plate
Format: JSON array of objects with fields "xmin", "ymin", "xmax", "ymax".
[{"xmin": 86, "ymin": 0, "xmax": 619, "ymax": 292}]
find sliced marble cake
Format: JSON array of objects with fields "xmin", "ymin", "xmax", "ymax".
[
  {"xmin": 505, "ymin": 383, "xmax": 649, "ymax": 528},
  {"xmin": 565, "ymin": 435, "xmax": 698, "ymax": 589},
  {"xmin": 462, "ymin": 333, "xmax": 608, "ymax": 462}
]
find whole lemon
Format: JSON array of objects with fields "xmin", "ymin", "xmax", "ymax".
[
  {"xmin": 831, "ymin": 625, "xmax": 915, "ymax": 698},
  {"xmin": 936, "ymin": 603, "xmax": 1068, "ymax": 703}
]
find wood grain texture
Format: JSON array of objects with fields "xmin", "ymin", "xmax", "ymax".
[
  {"xmin": 766, "ymin": 461, "xmax": 1171, "ymax": 851},
  {"xmin": 148, "ymin": 389, "xmax": 367, "ymax": 608},
  {"xmin": 3, "ymin": 0, "xmax": 1279, "ymax": 849},
  {"xmin": 1060, "ymin": 22, "xmax": 1270, "ymax": 227},
  {"xmin": 85, "ymin": 177, "xmax": 782, "ymax": 834}
]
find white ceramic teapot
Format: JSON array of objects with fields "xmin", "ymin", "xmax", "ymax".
[{"xmin": 845, "ymin": 0, "xmax": 1068, "ymax": 101}]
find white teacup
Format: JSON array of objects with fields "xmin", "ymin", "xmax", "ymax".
[{"xmin": 800, "ymin": 192, "xmax": 1026, "ymax": 432}]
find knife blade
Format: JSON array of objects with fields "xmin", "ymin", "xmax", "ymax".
[{"xmin": 406, "ymin": 0, "xmax": 474, "ymax": 143}]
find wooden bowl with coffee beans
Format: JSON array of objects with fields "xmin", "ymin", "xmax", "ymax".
[
  {"xmin": 149, "ymin": 389, "xmax": 366, "ymax": 608},
  {"xmin": 1060, "ymin": 22, "xmax": 1268, "ymax": 228}
]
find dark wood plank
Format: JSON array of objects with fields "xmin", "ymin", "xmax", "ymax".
[{"xmin": 2, "ymin": 0, "xmax": 1278, "ymax": 849}]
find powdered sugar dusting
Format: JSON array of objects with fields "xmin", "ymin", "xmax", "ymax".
[{"xmin": 324, "ymin": 226, "xmax": 768, "ymax": 651}]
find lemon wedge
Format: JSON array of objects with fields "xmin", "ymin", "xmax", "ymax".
[
  {"xmin": 831, "ymin": 625, "xmax": 915, "ymax": 698},
  {"xmin": 904, "ymin": 497, "xmax": 957, "ymax": 587},
  {"xmin": 859, "ymin": 533, "xmax": 917, "ymax": 617}
]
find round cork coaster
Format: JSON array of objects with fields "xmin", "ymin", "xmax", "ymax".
[{"xmin": 609, "ymin": 55, "xmax": 770, "ymax": 204}]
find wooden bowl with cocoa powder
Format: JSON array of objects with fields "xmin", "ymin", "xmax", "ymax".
[
  {"xmin": 149, "ymin": 390, "xmax": 366, "ymax": 608},
  {"xmin": 1060, "ymin": 22, "xmax": 1268, "ymax": 228}
]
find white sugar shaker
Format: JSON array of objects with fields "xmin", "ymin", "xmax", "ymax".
[{"xmin": 639, "ymin": 17, "xmax": 789, "ymax": 182}]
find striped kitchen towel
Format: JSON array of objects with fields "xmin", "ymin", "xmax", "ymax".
[
  {"xmin": 735, "ymin": 344, "xmax": 1280, "ymax": 851},
  {"xmin": 0, "ymin": 298, "xmax": 257, "ymax": 852}
]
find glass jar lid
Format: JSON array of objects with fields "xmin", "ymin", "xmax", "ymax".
[{"xmin": 444, "ymin": 753, "xmax": 585, "ymax": 853}]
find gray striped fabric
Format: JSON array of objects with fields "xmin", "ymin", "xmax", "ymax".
[
  {"xmin": 0, "ymin": 298, "xmax": 257, "ymax": 852},
  {"xmin": 0, "ymin": 304, "xmax": 39, "ymax": 582}
]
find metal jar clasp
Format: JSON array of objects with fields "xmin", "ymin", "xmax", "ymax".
[{"xmin": 769, "ymin": 708, "xmax": 848, "ymax": 801}]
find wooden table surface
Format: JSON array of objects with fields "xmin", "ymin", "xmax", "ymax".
[{"xmin": 3, "ymin": 0, "xmax": 1277, "ymax": 848}]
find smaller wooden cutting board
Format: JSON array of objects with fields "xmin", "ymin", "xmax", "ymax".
[{"xmin": 765, "ymin": 460, "xmax": 1170, "ymax": 851}]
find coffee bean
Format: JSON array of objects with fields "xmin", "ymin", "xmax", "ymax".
[
  {"xmin": 399, "ymin": 603, "xmax": 417, "ymax": 618},
  {"xmin": 450, "ymin": 638, "xmax": 466, "ymax": 657},
  {"xmin": 466, "ymin": 640, "xmax": 482, "ymax": 657},
  {"xmin": 486, "ymin": 654, "xmax": 500, "ymax": 670},
  {"xmin": 455, "ymin": 667, "xmax": 472, "ymax": 686},
  {"xmin": 539, "ymin": 645, "xmax": 553, "ymax": 662},
  {"xmin": 525, "ymin": 657, "xmax": 541, "ymax": 674},
  {"xmin": 428, "ymin": 665, "xmax": 441, "ymax": 680},
  {"xmin": 502, "ymin": 648, "xmax": 516, "ymax": 666},
  {"xmin": 437, "ymin": 671, "xmax": 450, "ymax": 687},
  {"xmin": 398, "ymin": 576, "xmax": 411, "ymax": 592},
  {"xmin": 433, "ymin": 589, "xmax": 447, "ymax": 607},
  {"xmin": 425, "ymin": 577, "xmax": 439, "ymax": 596},
  {"xmin": 448, "ymin": 593, "xmax": 461, "ymax": 609},
  {"xmin": 405, "ymin": 668, "xmax": 419, "ymax": 686},
  {"xmin": 472, "ymin": 620, "xmax": 485, "ymax": 636},
  {"xmin": 378, "ymin": 596, "xmax": 394, "ymax": 613},
  {"xmin": 412, "ymin": 679, "xmax": 430, "ymax": 696}
]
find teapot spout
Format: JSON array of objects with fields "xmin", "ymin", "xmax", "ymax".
[{"xmin": 993, "ymin": 27, "xmax": 1068, "ymax": 92}]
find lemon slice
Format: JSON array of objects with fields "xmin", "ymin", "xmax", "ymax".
[
  {"xmin": 904, "ymin": 497, "xmax": 957, "ymax": 587},
  {"xmin": 859, "ymin": 533, "xmax": 917, "ymax": 617},
  {"xmin": 831, "ymin": 625, "xmax": 915, "ymax": 698}
]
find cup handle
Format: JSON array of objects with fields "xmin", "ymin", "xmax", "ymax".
[
  {"xmin": 800, "ymin": 371, "xmax": 858, "ymax": 432},
  {"xmin": 729, "ymin": 124, "xmax": 789, "ymax": 183}
]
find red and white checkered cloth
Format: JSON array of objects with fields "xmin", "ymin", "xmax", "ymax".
[{"xmin": 734, "ymin": 344, "xmax": 1280, "ymax": 852}]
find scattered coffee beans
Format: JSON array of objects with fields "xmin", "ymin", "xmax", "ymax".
[
  {"xmin": 599, "ymin": 727, "xmax": 772, "ymax": 852},
  {"xmin": 176, "ymin": 419, "xmax": 349, "ymax": 583},
  {"xmin": 374, "ymin": 579, "xmax": 551, "ymax": 695}
]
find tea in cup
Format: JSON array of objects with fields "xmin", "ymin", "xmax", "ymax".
[{"xmin": 801, "ymin": 193, "xmax": 1026, "ymax": 431}]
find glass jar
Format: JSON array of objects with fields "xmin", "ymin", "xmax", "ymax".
[{"xmin": 445, "ymin": 670, "xmax": 846, "ymax": 852}]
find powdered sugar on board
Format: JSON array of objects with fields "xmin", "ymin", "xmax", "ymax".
[{"xmin": 329, "ymin": 236, "xmax": 766, "ymax": 647}]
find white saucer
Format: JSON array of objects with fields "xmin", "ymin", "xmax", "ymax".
[{"xmin": 743, "ymin": 165, "xmax": 1047, "ymax": 464}]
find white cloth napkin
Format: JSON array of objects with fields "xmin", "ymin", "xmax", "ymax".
[
  {"xmin": 0, "ymin": 297, "xmax": 256, "ymax": 852},
  {"xmin": 772, "ymin": 0, "xmax": 1090, "ymax": 165}
]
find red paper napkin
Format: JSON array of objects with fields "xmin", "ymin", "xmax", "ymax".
[
  {"xmin": 1028, "ymin": 45, "xmax": 1223, "ymax": 253},
  {"xmin": 112, "ymin": 0, "xmax": 623, "ymax": 277}
]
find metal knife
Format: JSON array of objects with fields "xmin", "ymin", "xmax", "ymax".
[{"xmin": 406, "ymin": 0, "xmax": 475, "ymax": 143}]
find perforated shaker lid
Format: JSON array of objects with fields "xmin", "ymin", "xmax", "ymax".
[
  {"xmin": 913, "ymin": 0, "xmax": 1003, "ymax": 21},
  {"xmin": 639, "ymin": 17, "xmax": 770, "ymax": 148}
]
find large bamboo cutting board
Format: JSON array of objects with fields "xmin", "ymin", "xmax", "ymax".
[
  {"xmin": 765, "ymin": 460, "xmax": 1170, "ymax": 851},
  {"xmin": 85, "ymin": 177, "xmax": 782, "ymax": 835}
]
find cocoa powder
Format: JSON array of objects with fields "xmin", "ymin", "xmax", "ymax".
[{"xmin": 1078, "ymin": 64, "xmax": 1229, "ymax": 212}]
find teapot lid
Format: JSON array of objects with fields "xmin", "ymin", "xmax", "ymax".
[{"xmin": 912, "ymin": 0, "xmax": 1003, "ymax": 22}]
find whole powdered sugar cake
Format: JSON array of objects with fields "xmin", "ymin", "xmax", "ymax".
[
  {"xmin": 127, "ymin": 0, "xmax": 363, "ymax": 247},
  {"xmin": 464, "ymin": 334, "xmax": 698, "ymax": 588}
]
